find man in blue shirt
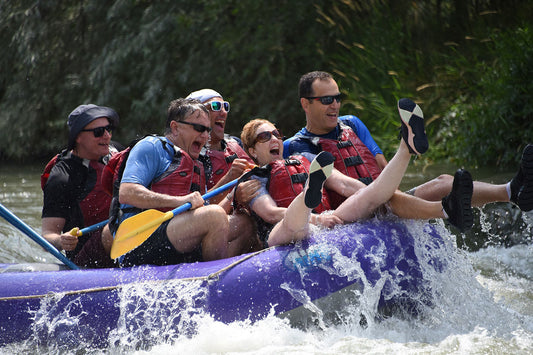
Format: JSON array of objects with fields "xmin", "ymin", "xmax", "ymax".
[
  {"xmin": 116, "ymin": 98, "xmax": 255, "ymax": 266},
  {"xmin": 284, "ymin": 71, "xmax": 533, "ymax": 230}
]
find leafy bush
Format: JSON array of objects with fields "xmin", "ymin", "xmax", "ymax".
[{"xmin": 437, "ymin": 28, "xmax": 533, "ymax": 168}]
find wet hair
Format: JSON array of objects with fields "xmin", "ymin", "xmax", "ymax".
[
  {"xmin": 241, "ymin": 118, "xmax": 274, "ymax": 155},
  {"xmin": 165, "ymin": 98, "xmax": 208, "ymax": 134},
  {"xmin": 298, "ymin": 71, "xmax": 334, "ymax": 98}
]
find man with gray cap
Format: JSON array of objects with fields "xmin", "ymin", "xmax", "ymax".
[
  {"xmin": 41, "ymin": 104, "xmax": 120, "ymax": 268},
  {"xmin": 186, "ymin": 89, "xmax": 257, "ymax": 205}
]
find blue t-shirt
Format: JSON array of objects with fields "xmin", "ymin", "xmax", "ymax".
[
  {"xmin": 119, "ymin": 135, "xmax": 191, "ymax": 217},
  {"xmin": 283, "ymin": 115, "xmax": 383, "ymax": 159},
  {"xmin": 121, "ymin": 135, "xmax": 175, "ymax": 188}
]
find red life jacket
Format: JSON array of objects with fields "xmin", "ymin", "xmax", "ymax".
[
  {"xmin": 103, "ymin": 137, "xmax": 206, "ymax": 213},
  {"xmin": 41, "ymin": 155, "xmax": 59, "ymax": 190},
  {"xmin": 311, "ymin": 123, "xmax": 382, "ymax": 208},
  {"xmin": 101, "ymin": 147, "xmax": 131, "ymax": 197},
  {"xmin": 150, "ymin": 145, "xmax": 206, "ymax": 212},
  {"xmin": 267, "ymin": 155, "xmax": 331, "ymax": 214},
  {"xmin": 206, "ymin": 138, "xmax": 253, "ymax": 189},
  {"xmin": 41, "ymin": 151, "xmax": 112, "ymax": 227}
]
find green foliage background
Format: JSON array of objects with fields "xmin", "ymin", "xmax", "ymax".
[{"xmin": 1, "ymin": 0, "xmax": 531, "ymax": 168}]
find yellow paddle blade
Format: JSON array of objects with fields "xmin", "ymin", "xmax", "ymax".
[{"xmin": 110, "ymin": 209, "xmax": 173, "ymax": 259}]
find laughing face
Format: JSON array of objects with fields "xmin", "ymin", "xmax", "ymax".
[
  {"xmin": 301, "ymin": 78, "xmax": 341, "ymax": 135},
  {"xmin": 248, "ymin": 122, "xmax": 283, "ymax": 166},
  {"xmin": 204, "ymin": 97, "xmax": 228, "ymax": 148},
  {"xmin": 74, "ymin": 117, "xmax": 111, "ymax": 160},
  {"xmin": 173, "ymin": 109, "xmax": 211, "ymax": 160}
]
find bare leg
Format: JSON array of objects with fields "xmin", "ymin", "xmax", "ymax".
[
  {"xmin": 388, "ymin": 191, "xmax": 445, "ymax": 219},
  {"xmin": 226, "ymin": 213, "xmax": 261, "ymax": 256},
  {"xmin": 333, "ymin": 141, "xmax": 412, "ymax": 222},
  {"xmin": 413, "ymin": 174, "xmax": 509, "ymax": 207},
  {"xmin": 166, "ymin": 204, "xmax": 230, "ymax": 261},
  {"xmin": 101, "ymin": 224, "xmax": 114, "ymax": 255},
  {"xmin": 267, "ymin": 193, "xmax": 312, "ymax": 246},
  {"xmin": 267, "ymin": 152, "xmax": 334, "ymax": 247}
]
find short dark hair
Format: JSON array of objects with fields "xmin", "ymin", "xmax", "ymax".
[
  {"xmin": 298, "ymin": 71, "xmax": 334, "ymax": 98},
  {"xmin": 165, "ymin": 98, "xmax": 208, "ymax": 134}
]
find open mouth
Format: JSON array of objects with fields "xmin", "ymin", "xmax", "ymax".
[
  {"xmin": 192, "ymin": 140, "xmax": 203, "ymax": 152},
  {"xmin": 270, "ymin": 148, "xmax": 280, "ymax": 156},
  {"xmin": 215, "ymin": 120, "xmax": 225, "ymax": 128}
]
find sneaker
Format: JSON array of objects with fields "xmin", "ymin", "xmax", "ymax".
[
  {"xmin": 442, "ymin": 169, "xmax": 474, "ymax": 231},
  {"xmin": 305, "ymin": 151, "xmax": 335, "ymax": 209},
  {"xmin": 511, "ymin": 144, "xmax": 533, "ymax": 211},
  {"xmin": 398, "ymin": 98, "xmax": 428, "ymax": 155}
]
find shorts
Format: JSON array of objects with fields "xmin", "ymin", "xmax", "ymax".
[{"xmin": 120, "ymin": 220, "xmax": 203, "ymax": 267}]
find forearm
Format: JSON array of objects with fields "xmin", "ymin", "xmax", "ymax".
[
  {"xmin": 42, "ymin": 232, "xmax": 62, "ymax": 250},
  {"xmin": 119, "ymin": 182, "xmax": 187, "ymax": 210},
  {"xmin": 251, "ymin": 201, "xmax": 286, "ymax": 225}
]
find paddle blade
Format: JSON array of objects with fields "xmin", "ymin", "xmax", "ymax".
[{"xmin": 110, "ymin": 209, "xmax": 170, "ymax": 259}]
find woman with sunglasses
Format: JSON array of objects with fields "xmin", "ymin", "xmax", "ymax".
[
  {"xmin": 239, "ymin": 113, "xmax": 442, "ymax": 247},
  {"xmin": 41, "ymin": 104, "xmax": 120, "ymax": 268}
]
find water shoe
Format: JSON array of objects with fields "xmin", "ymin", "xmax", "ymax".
[
  {"xmin": 398, "ymin": 98, "xmax": 428, "ymax": 155},
  {"xmin": 442, "ymin": 169, "xmax": 474, "ymax": 231},
  {"xmin": 305, "ymin": 151, "xmax": 335, "ymax": 209}
]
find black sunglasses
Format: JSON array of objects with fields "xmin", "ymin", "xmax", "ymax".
[
  {"xmin": 205, "ymin": 101, "xmax": 230, "ymax": 112},
  {"xmin": 254, "ymin": 129, "xmax": 283, "ymax": 144},
  {"xmin": 305, "ymin": 94, "xmax": 342, "ymax": 105},
  {"xmin": 178, "ymin": 120, "xmax": 212, "ymax": 133},
  {"xmin": 81, "ymin": 125, "xmax": 113, "ymax": 137}
]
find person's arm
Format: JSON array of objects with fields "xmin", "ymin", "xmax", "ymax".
[
  {"xmin": 208, "ymin": 158, "xmax": 254, "ymax": 204},
  {"xmin": 250, "ymin": 193, "xmax": 287, "ymax": 225},
  {"xmin": 41, "ymin": 217, "xmax": 78, "ymax": 251},
  {"xmin": 119, "ymin": 182, "xmax": 205, "ymax": 210}
]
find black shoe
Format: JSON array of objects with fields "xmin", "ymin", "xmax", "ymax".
[
  {"xmin": 442, "ymin": 169, "xmax": 474, "ymax": 231},
  {"xmin": 305, "ymin": 151, "xmax": 335, "ymax": 209},
  {"xmin": 511, "ymin": 144, "xmax": 533, "ymax": 211},
  {"xmin": 398, "ymin": 98, "xmax": 428, "ymax": 155}
]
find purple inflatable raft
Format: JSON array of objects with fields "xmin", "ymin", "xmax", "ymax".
[{"xmin": 0, "ymin": 219, "xmax": 446, "ymax": 348}]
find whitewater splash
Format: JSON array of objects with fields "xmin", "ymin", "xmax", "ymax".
[{"xmin": 1, "ymin": 217, "xmax": 532, "ymax": 354}]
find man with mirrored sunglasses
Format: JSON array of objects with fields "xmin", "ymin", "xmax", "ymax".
[
  {"xmin": 186, "ymin": 89, "xmax": 258, "ymax": 204},
  {"xmin": 184, "ymin": 89, "xmax": 261, "ymax": 254},
  {"xmin": 41, "ymin": 104, "xmax": 121, "ymax": 268},
  {"xmin": 284, "ymin": 71, "xmax": 533, "ymax": 230}
]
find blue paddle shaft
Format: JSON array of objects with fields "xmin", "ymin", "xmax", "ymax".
[
  {"xmin": 79, "ymin": 219, "xmax": 109, "ymax": 236},
  {"xmin": 171, "ymin": 178, "xmax": 239, "ymax": 217},
  {"xmin": 0, "ymin": 203, "xmax": 80, "ymax": 270}
]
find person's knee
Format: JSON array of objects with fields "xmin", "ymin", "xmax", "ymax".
[
  {"xmin": 413, "ymin": 174, "xmax": 454, "ymax": 201},
  {"xmin": 201, "ymin": 204, "xmax": 230, "ymax": 225},
  {"xmin": 434, "ymin": 174, "xmax": 453, "ymax": 185},
  {"xmin": 101, "ymin": 225, "xmax": 113, "ymax": 254}
]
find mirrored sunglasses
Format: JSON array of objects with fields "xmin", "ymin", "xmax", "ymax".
[
  {"xmin": 205, "ymin": 101, "xmax": 230, "ymax": 112},
  {"xmin": 81, "ymin": 125, "xmax": 113, "ymax": 137},
  {"xmin": 305, "ymin": 94, "xmax": 342, "ymax": 105},
  {"xmin": 254, "ymin": 129, "xmax": 283, "ymax": 144},
  {"xmin": 178, "ymin": 120, "xmax": 212, "ymax": 133}
]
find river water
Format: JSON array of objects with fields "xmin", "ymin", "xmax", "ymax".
[{"xmin": 0, "ymin": 163, "xmax": 532, "ymax": 354}]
